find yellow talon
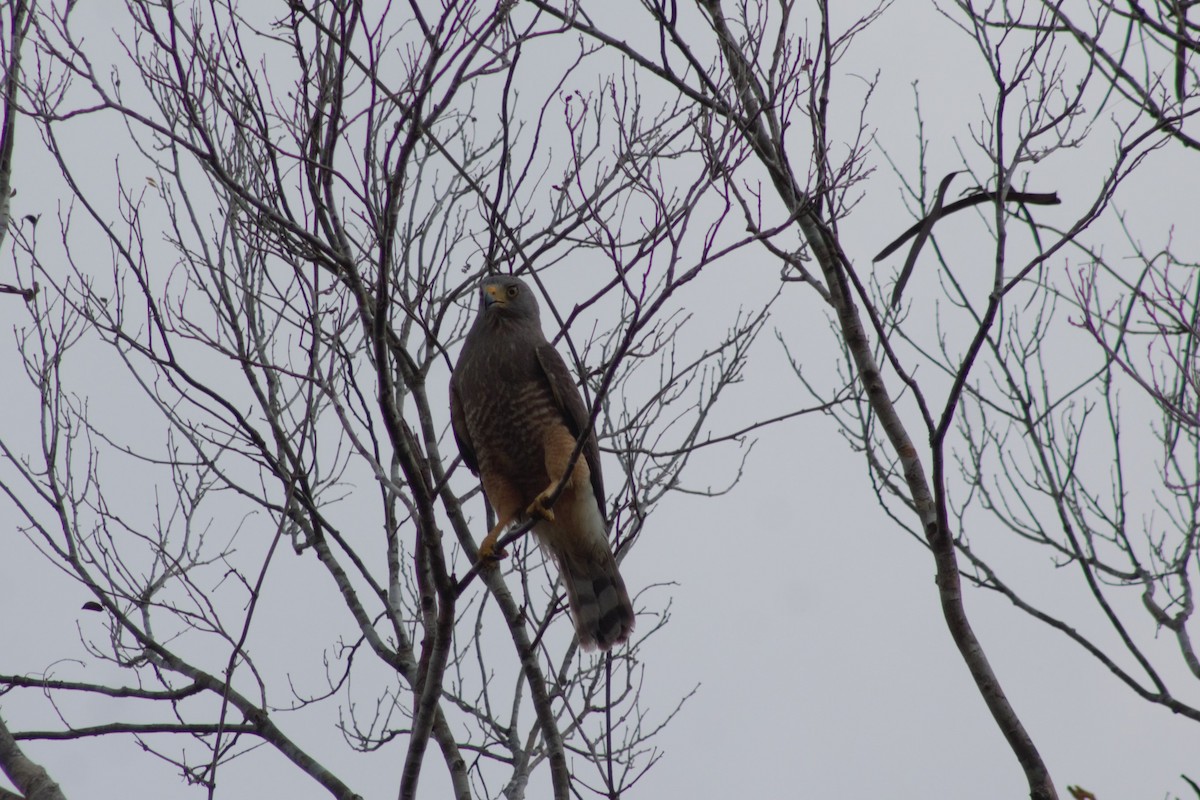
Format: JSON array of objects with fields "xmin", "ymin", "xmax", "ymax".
[
  {"xmin": 477, "ymin": 524, "xmax": 508, "ymax": 563},
  {"xmin": 478, "ymin": 542, "xmax": 507, "ymax": 563},
  {"xmin": 526, "ymin": 492, "xmax": 556, "ymax": 521}
]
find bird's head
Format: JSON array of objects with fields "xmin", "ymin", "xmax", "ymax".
[{"xmin": 478, "ymin": 275, "xmax": 540, "ymax": 323}]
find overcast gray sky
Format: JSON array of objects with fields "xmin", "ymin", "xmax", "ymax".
[{"xmin": 2, "ymin": 1, "xmax": 1198, "ymax": 798}]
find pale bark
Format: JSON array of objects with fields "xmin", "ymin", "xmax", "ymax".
[{"xmin": 0, "ymin": 715, "xmax": 67, "ymax": 800}]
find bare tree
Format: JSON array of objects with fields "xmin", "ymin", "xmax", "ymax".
[
  {"xmin": 1, "ymin": 2, "xmax": 776, "ymax": 799},
  {"xmin": 516, "ymin": 0, "xmax": 1196, "ymax": 798},
  {"xmin": 4, "ymin": 1, "xmax": 1198, "ymax": 799},
  {"xmin": 508, "ymin": 0, "xmax": 1070, "ymax": 797},
  {"xmin": 935, "ymin": 0, "xmax": 1200, "ymax": 757},
  {"xmin": 0, "ymin": 3, "xmax": 63, "ymax": 798},
  {"xmin": 864, "ymin": 0, "xmax": 1200, "ymax": 794}
]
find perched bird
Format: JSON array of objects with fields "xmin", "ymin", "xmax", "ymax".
[{"xmin": 449, "ymin": 274, "xmax": 635, "ymax": 650}]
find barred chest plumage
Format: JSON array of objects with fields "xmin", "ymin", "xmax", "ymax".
[{"xmin": 456, "ymin": 324, "xmax": 560, "ymax": 502}]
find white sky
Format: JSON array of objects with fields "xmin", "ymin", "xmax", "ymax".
[{"xmin": 2, "ymin": 1, "xmax": 1198, "ymax": 799}]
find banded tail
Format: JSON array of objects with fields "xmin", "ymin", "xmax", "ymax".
[{"xmin": 532, "ymin": 483, "xmax": 635, "ymax": 650}]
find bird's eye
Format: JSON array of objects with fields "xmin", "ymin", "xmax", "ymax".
[{"xmin": 506, "ymin": 285, "xmax": 519, "ymax": 298}]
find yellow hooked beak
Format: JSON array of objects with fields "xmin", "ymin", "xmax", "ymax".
[{"xmin": 482, "ymin": 283, "xmax": 507, "ymax": 307}]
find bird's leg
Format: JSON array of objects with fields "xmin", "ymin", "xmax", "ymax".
[
  {"xmin": 477, "ymin": 517, "xmax": 511, "ymax": 562},
  {"xmin": 526, "ymin": 490, "xmax": 558, "ymax": 522},
  {"xmin": 528, "ymin": 427, "xmax": 589, "ymax": 521},
  {"xmin": 478, "ymin": 481, "xmax": 521, "ymax": 563}
]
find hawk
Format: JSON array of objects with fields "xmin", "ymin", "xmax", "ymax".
[{"xmin": 449, "ymin": 275, "xmax": 635, "ymax": 651}]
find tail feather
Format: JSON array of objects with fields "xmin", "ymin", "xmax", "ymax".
[
  {"xmin": 560, "ymin": 555, "xmax": 635, "ymax": 650},
  {"xmin": 532, "ymin": 486, "xmax": 635, "ymax": 650}
]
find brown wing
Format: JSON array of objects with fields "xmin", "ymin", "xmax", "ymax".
[
  {"xmin": 534, "ymin": 343, "xmax": 606, "ymax": 523},
  {"xmin": 448, "ymin": 376, "xmax": 479, "ymax": 475}
]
